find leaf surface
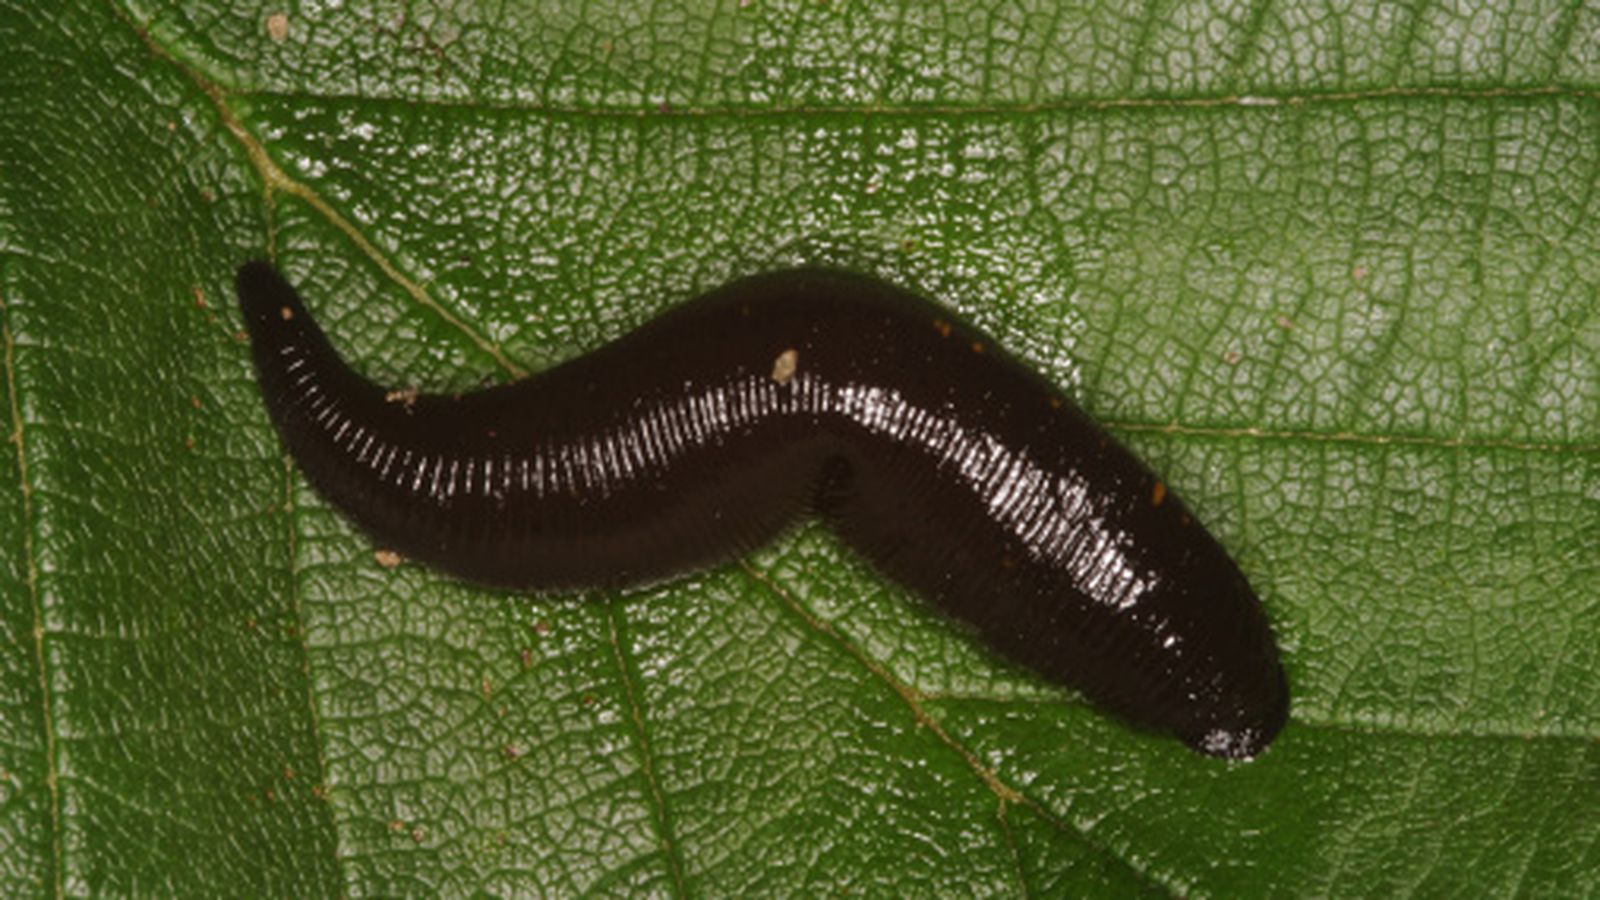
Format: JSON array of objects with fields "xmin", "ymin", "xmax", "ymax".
[{"xmin": 1, "ymin": 1, "xmax": 1596, "ymax": 895}]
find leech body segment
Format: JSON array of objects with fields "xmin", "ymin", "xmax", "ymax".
[{"xmin": 237, "ymin": 261, "xmax": 1288, "ymax": 759}]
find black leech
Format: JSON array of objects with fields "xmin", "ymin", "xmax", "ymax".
[{"xmin": 237, "ymin": 261, "xmax": 1288, "ymax": 759}]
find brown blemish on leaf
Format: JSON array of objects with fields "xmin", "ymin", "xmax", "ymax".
[
  {"xmin": 191, "ymin": 284, "xmax": 207, "ymax": 308},
  {"xmin": 502, "ymin": 744, "xmax": 521, "ymax": 760},
  {"xmin": 373, "ymin": 548, "xmax": 403, "ymax": 569},
  {"xmin": 1223, "ymin": 349, "xmax": 1242, "ymax": 366},
  {"xmin": 480, "ymin": 677, "xmax": 493, "ymax": 700},
  {"xmin": 265, "ymin": 12, "xmax": 289, "ymax": 41},
  {"xmin": 519, "ymin": 648, "xmax": 533, "ymax": 669},
  {"xmin": 771, "ymin": 348, "xmax": 798, "ymax": 385},
  {"xmin": 1274, "ymin": 314, "xmax": 1295, "ymax": 330}
]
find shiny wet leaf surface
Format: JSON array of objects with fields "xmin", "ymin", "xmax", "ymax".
[{"xmin": 1, "ymin": 2, "xmax": 1595, "ymax": 895}]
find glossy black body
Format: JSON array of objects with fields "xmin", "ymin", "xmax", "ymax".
[{"xmin": 237, "ymin": 261, "xmax": 1288, "ymax": 759}]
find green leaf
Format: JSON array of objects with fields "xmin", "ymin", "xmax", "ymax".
[{"xmin": 3, "ymin": 1, "xmax": 1596, "ymax": 894}]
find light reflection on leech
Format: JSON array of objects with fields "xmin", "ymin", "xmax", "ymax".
[
  {"xmin": 511, "ymin": 372, "xmax": 1159, "ymax": 613},
  {"xmin": 395, "ymin": 367, "xmax": 1156, "ymax": 612},
  {"xmin": 826, "ymin": 378, "xmax": 1155, "ymax": 612}
]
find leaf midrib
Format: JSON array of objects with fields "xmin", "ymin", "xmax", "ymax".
[{"xmin": 1, "ymin": 264, "xmax": 63, "ymax": 900}]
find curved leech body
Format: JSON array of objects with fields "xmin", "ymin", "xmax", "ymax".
[{"xmin": 238, "ymin": 261, "xmax": 1288, "ymax": 759}]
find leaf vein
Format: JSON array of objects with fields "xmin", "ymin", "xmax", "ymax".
[
  {"xmin": 737, "ymin": 560, "xmax": 1186, "ymax": 897},
  {"xmin": 1, "ymin": 265, "xmax": 63, "ymax": 899},
  {"xmin": 119, "ymin": 10, "xmax": 526, "ymax": 381},
  {"xmin": 919, "ymin": 692, "xmax": 1596, "ymax": 742},
  {"xmin": 1103, "ymin": 420, "xmax": 1599, "ymax": 456},
  {"xmin": 605, "ymin": 606, "xmax": 687, "ymax": 897},
  {"xmin": 279, "ymin": 456, "xmax": 343, "ymax": 882},
  {"xmin": 224, "ymin": 83, "xmax": 1600, "ymax": 120}
]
